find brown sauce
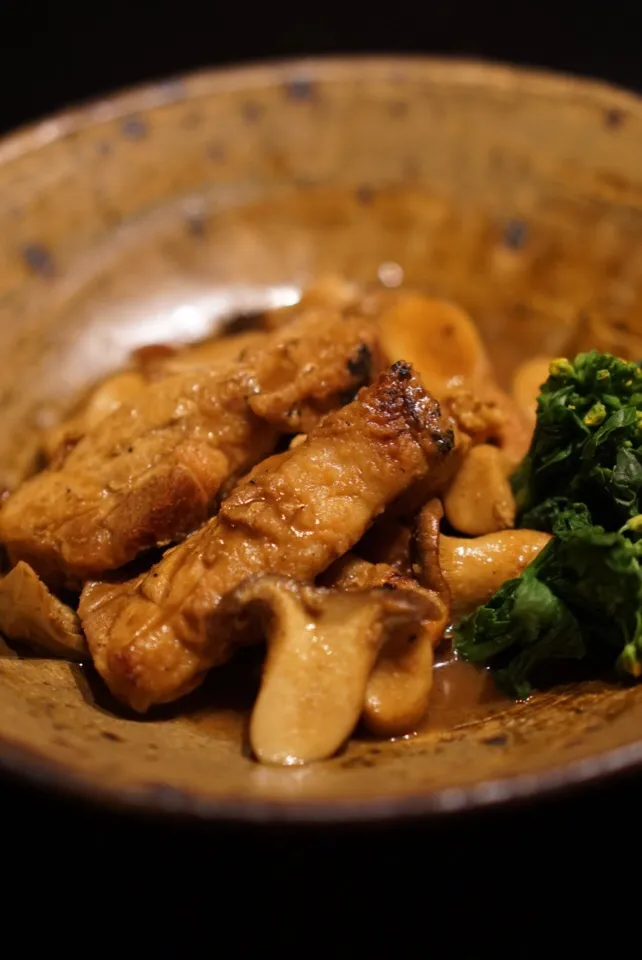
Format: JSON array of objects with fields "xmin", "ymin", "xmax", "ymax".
[
  {"xmin": 418, "ymin": 654, "xmax": 508, "ymax": 734},
  {"xmin": 181, "ymin": 649, "xmax": 509, "ymax": 748}
]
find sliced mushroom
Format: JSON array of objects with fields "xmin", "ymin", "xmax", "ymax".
[
  {"xmin": 438, "ymin": 529, "xmax": 552, "ymax": 620},
  {"xmin": 0, "ymin": 561, "xmax": 86, "ymax": 659},
  {"xmin": 443, "ymin": 444, "xmax": 516, "ymax": 536},
  {"xmin": 376, "ymin": 295, "xmax": 491, "ymax": 395},
  {"xmin": 511, "ymin": 356, "xmax": 551, "ymax": 428},
  {"xmin": 325, "ymin": 550, "xmax": 449, "ymax": 737},
  {"xmin": 217, "ymin": 575, "xmax": 430, "ymax": 765},
  {"xmin": 414, "ymin": 500, "xmax": 450, "ymax": 598}
]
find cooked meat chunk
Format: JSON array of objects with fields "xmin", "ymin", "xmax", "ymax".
[
  {"xmin": 42, "ymin": 330, "xmax": 268, "ymax": 465},
  {"xmin": 355, "ymin": 516, "xmax": 414, "ymax": 574},
  {"xmin": 0, "ymin": 311, "xmax": 378, "ymax": 587},
  {"xmin": 136, "ymin": 329, "xmax": 267, "ymax": 380},
  {"xmin": 262, "ymin": 275, "xmax": 364, "ymax": 331},
  {"xmin": 43, "ymin": 371, "xmax": 147, "ymax": 466},
  {"xmin": 0, "ymin": 561, "xmax": 86, "ymax": 660},
  {"xmin": 375, "ymin": 292, "xmax": 532, "ymax": 465},
  {"xmin": 79, "ymin": 363, "xmax": 455, "ymax": 712}
]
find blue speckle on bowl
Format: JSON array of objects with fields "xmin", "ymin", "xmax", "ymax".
[
  {"xmin": 503, "ymin": 219, "xmax": 529, "ymax": 250},
  {"xmin": 604, "ymin": 107, "xmax": 626, "ymax": 129},
  {"xmin": 206, "ymin": 140, "xmax": 227, "ymax": 163},
  {"xmin": 242, "ymin": 101, "xmax": 263, "ymax": 124},
  {"xmin": 121, "ymin": 116, "xmax": 148, "ymax": 141},
  {"xmin": 21, "ymin": 243, "xmax": 55, "ymax": 278},
  {"xmin": 389, "ymin": 100, "xmax": 408, "ymax": 118},
  {"xmin": 356, "ymin": 185, "xmax": 375, "ymax": 205},
  {"xmin": 285, "ymin": 76, "xmax": 315, "ymax": 101}
]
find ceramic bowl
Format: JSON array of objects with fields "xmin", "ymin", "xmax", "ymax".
[{"xmin": 2, "ymin": 57, "xmax": 642, "ymax": 822}]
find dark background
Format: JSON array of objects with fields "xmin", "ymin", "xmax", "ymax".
[
  {"xmin": 3, "ymin": 2, "xmax": 642, "ymax": 134},
  {"xmin": 1, "ymin": 1, "xmax": 636, "ymax": 946}
]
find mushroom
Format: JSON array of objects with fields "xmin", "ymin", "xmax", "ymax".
[
  {"xmin": 375, "ymin": 295, "xmax": 491, "ymax": 396},
  {"xmin": 217, "ymin": 575, "xmax": 430, "ymax": 765},
  {"xmin": 437, "ymin": 529, "xmax": 552, "ymax": 619},
  {"xmin": 324, "ymin": 550, "xmax": 449, "ymax": 738},
  {"xmin": 511, "ymin": 356, "xmax": 552, "ymax": 428},
  {"xmin": 0, "ymin": 561, "xmax": 86, "ymax": 659},
  {"xmin": 443, "ymin": 444, "xmax": 516, "ymax": 536}
]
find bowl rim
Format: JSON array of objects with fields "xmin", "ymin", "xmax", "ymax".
[
  {"xmin": 1, "ymin": 52, "xmax": 641, "ymax": 168},
  {"xmin": 2, "ymin": 54, "xmax": 642, "ymax": 823},
  {"xmin": 2, "ymin": 722, "xmax": 642, "ymax": 823}
]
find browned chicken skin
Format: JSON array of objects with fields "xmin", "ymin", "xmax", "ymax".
[
  {"xmin": 79, "ymin": 363, "xmax": 455, "ymax": 712},
  {"xmin": 0, "ymin": 310, "xmax": 379, "ymax": 588}
]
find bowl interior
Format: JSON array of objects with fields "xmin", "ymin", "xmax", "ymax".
[{"xmin": 2, "ymin": 58, "xmax": 642, "ymax": 819}]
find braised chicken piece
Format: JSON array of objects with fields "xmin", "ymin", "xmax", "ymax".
[
  {"xmin": 42, "ymin": 330, "xmax": 268, "ymax": 465},
  {"xmin": 0, "ymin": 561, "xmax": 86, "ymax": 660},
  {"xmin": 135, "ymin": 329, "xmax": 267, "ymax": 380},
  {"xmin": 79, "ymin": 363, "xmax": 455, "ymax": 712},
  {"xmin": 355, "ymin": 516, "xmax": 414, "ymax": 574},
  {"xmin": 43, "ymin": 372, "xmax": 147, "ymax": 466},
  {"xmin": 0, "ymin": 310, "xmax": 379, "ymax": 588},
  {"xmin": 262, "ymin": 275, "xmax": 364, "ymax": 330}
]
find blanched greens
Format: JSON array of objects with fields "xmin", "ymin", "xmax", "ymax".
[
  {"xmin": 513, "ymin": 352, "xmax": 642, "ymax": 531},
  {"xmin": 455, "ymin": 504, "xmax": 642, "ymax": 697},
  {"xmin": 454, "ymin": 352, "xmax": 642, "ymax": 697}
]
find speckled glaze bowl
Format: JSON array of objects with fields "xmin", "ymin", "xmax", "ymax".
[{"xmin": 3, "ymin": 57, "xmax": 642, "ymax": 822}]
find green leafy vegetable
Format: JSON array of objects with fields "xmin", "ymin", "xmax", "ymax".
[
  {"xmin": 453, "ymin": 351, "xmax": 642, "ymax": 696},
  {"xmin": 455, "ymin": 505, "xmax": 642, "ymax": 697},
  {"xmin": 512, "ymin": 351, "xmax": 642, "ymax": 531}
]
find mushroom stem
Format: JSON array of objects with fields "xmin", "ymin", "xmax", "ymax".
[
  {"xmin": 439, "ymin": 529, "xmax": 552, "ymax": 619},
  {"xmin": 443, "ymin": 444, "xmax": 516, "ymax": 536},
  {"xmin": 218, "ymin": 575, "xmax": 430, "ymax": 765},
  {"xmin": 0, "ymin": 561, "xmax": 86, "ymax": 659},
  {"xmin": 325, "ymin": 551, "xmax": 448, "ymax": 737}
]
